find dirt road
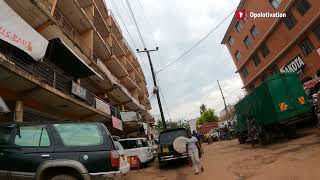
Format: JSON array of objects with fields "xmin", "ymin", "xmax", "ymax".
[{"xmin": 125, "ymin": 128, "xmax": 320, "ymax": 180}]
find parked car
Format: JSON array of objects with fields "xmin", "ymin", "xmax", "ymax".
[
  {"xmin": 118, "ymin": 138, "xmax": 153, "ymax": 168},
  {"xmin": 158, "ymin": 128, "xmax": 189, "ymax": 167},
  {"xmin": 113, "ymin": 140, "xmax": 130, "ymax": 174},
  {"xmin": 0, "ymin": 122, "xmax": 122, "ymax": 180}
]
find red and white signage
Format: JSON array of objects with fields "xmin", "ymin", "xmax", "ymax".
[
  {"xmin": 0, "ymin": 0, "xmax": 48, "ymax": 60},
  {"xmin": 235, "ymin": 9, "xmax": 245, "ymax": 20},
  {"xmin": 112, "ymin": 116, "xmax": 123, "ymax": 131}
]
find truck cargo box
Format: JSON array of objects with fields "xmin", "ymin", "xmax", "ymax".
[{"xmin": 235, "ymin": 73, "xmax": 312, "ymax": 133}]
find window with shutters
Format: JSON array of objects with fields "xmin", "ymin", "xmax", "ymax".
[
  {"xmin": 252, "ymin": 53, "xmax": 261, "ymax": 67},
  {"xmin": 235, "ymin": 21, "xmax": 243, "ymax": 32},
  {"xmin": 235, "ymin": 51, "xmax": 241, "ymax": 61},
  {"xmin": 250, "ymin": 25, "xmax": 258, "ymax": 39},
  {"xmin": 295, "ymin": 0, "xmax": 311, "ymax": 16},
  {"xmin": 269, "ymin": 0, "xmax": 282, "ymax": 9},
  {"xmin": 283, "ymin": 11, "xmax": 297, "ymax": 30},
  {"xmin": 299, "ymin": 37, "xmax": 315, "ymax": 56},
  {"xmin": 260, "ymin": 43, "xmax": 270, "ymax": 58},
  {"xmin": 244, "ymin": 36, "xmax": 251, "ymax": 48},
  {"xmin": 241, "ymin": 67, "xmax": 249, "ymax": 77}
]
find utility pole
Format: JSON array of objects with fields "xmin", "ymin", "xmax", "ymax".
[
  {"xmin": 137, "ymin": 47, "xmax": 167, "ymax": 130},
  {"xmin": 217, "ymin": 80, "xmax": 228, "ymax": 116}
]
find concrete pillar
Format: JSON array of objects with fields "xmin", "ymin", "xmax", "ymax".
[
  {"xmin": 14, "ymin": 100, "xmax": 23, "ymax": 122},
  {"xmin": 83, "ymin": 5, "xmax": 95, "ymax": 22},
  {"xmin": 48, "ymin": 0, "xmax": 58, "ymax": 16},
  {"xmin": 80, "ymin": 29, "xmax": 94, "ymax": 57}
]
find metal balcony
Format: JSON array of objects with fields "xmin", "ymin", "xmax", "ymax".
[{"xmin": 0, "ymin": 42, "xmax": 117, "ymax": 118}]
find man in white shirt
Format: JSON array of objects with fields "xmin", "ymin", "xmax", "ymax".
[{"xmin": 187, "ymin": 133, "xmax": 204, "ymax": 175}]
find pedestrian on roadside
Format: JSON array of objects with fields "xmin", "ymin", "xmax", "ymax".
[
  {"xmin": 187, "ymin": 132, "xmax": 204, "ymax": 175},
  {"xmin": 192, "ymin": 130, "xmax": 204, "ymax": 153}
]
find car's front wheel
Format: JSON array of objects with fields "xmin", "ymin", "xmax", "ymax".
[{"xmin": 49, "ymin": 174, "xmax": 78, "ymax": 180}]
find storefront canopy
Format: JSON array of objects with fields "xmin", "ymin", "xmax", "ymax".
[{"xmin": 46, "ymin": 38, "xmax": 102, "ymax": 79}]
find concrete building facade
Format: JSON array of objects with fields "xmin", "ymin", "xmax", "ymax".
[
  {"xmin": 222, "ymin": 0, "xmax": 320, "ymax": 92},
  {"xmin": 0, "ymin": 0, "xmax": 153, "ymax": 135}
]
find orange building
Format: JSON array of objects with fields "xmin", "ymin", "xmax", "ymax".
[{"xmin": 222, "ymin": 0, "xmax": 320, "ymax": 92}]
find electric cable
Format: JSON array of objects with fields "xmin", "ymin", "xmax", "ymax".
[{"xmin": 156, "ymin": 8, "xmax": 237, "ymax": 74}]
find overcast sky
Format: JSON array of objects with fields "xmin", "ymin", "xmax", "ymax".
[{"xmin": 106, "ymin": 0, "xmax": 247, "ymax": 120}]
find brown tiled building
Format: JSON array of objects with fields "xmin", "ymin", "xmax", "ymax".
[{"xmin": 222, "ymin": 0, "xmax": 320, "ymax": 92}]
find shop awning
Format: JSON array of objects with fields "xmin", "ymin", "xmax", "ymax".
[{"xmin": 46, "ymin": 38, "xmax": 102, "ymax": 79}]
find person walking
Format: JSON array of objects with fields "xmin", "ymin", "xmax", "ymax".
[{"xmin": 187, "ymin": 132, "xmax": 204, "ymax": 175}]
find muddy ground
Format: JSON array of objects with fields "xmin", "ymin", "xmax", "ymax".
[{"xmin": 124, "ymin": 127, "xmax": 320, "ymax": 180}]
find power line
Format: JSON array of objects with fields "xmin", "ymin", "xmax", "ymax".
[
  {"xmin": 137, "ymin": 0, "xmax": 173, "ymax": 121},
  {"xmin": 125, "ymin": 0, "xmax": 147, "ymax": 48},
  {"xmin": 109, "ymin": 0, "xmax": 138, "ymax": 49},
  {"xmin": 158, "ymin": 79, "xmax": 172, "ymax": 121},
  {"xmin": 118, "ymin": 0, "xmax": 149, "ymax": 68},
  {"xmin": 156, "ymin": 8, "xmax": 237, "ymax": 74}
]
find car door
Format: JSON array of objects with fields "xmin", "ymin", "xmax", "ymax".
[
  {"xmin": 51, "ymin": 123, "xmax": 114, "ymax": 173},
  {"xmin": 0, "ymin": 126, "xmax": 13, "ymax": 180},
  {"xmin": 6, "ymin": 125, "xmax": 53, "ymax": 180}
]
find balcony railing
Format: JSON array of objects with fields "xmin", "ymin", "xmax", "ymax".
[{"xmin": 0, "ymin": 42, "xmax": 121, "ymax": 118}]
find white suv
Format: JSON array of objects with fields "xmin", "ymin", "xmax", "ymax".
[{"xmin": 118, "ymin": 138, "xmax": 154, "ymax": 167}]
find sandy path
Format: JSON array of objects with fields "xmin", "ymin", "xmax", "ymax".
[{"xmin": 124, "ymin": 128, "xmax": 320, "ymax": 180}]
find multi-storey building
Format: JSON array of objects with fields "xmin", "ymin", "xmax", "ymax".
[
  {"xmin": 222, "ymin": 0, "xmax": 320, "ymax": 92},
  {"xmin": 0, "ymin": 0, "xmax": 153, "ymax": 135}
]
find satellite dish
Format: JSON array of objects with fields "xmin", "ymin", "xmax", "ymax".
[{"xmin": 0, "ymin": 97, "xmax": 10, "ymax": 113}]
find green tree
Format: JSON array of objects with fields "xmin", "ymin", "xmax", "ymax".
[
  {"xmin": 197, "ymin": 109, "xmax": 218, "ymax": 125},
  {"xmin": 155, "ymin": 119, "xmax": 190, "ymax": 132},
  {"xmin": 200, "ymin": 104, "xmax": 207, "ymax": 115}
]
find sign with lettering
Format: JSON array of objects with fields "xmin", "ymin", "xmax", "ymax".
[
  {"xmin": 280, "ymin": 56, "xmax": 305, "ymax": 74},
  {"xmin": 95, "ymin": 98, "xmax": 111, "ymax": 115},
  {"xmin": 112, "ymin": 116, "xmax": 123, "ymax": 131},
  {"xmin": 0, "ymin": 1, "xmax": 48, "ymax": 60},
  {"xmin": 71, "ymin": 82, "xmax": 87, "ymax": 100}
]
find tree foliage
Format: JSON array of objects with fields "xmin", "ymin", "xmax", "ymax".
[
  {"xmin": 197, "ymin": 108, "xmax": 218, "ymax": 125},
  {"xmin": 155, "ymin": 119, "xmax": 190, "ymax": 132},
  {"xmin": 200, "ymin": 104, "xmax": 207, "ymax": 115}
]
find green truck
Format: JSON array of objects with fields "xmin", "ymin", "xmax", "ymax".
[{"xmin": 235, "ymin": 73, "xmax": 313, "ymax": 145}]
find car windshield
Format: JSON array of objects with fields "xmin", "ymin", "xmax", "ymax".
[
  {"xmin": 159, "ymin": 130, "xmax": 187, "ymax": 146},
  {"xmin": 0, "ymin": 127, "xmax": 12, "ymax": 145},
  {"xmin": 119, "ymin": 139, "xmax": 148, "ymax": 149}
]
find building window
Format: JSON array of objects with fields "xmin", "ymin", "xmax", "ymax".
[
  {"xmin": 235, "ymin": 21, "xmax": 243, "ymax": 32},
  {"xmin": 313, "ymin": 23, "xmax": 320, "ymax": 40},
  {"xmin": 14, "ymin": 126, "xmax": 50, "ymax": 147},
  {"xmin": 260, "ymin": 43, "xmax": 270, "ymax": 57},
  {"xmin": 299, "ymin": 37, "xmax": 315, "ymax": 56},
  {"xmin": 295, "ymin": 0, "xmax": 311, "ymax": 16},
  {"xmin": 252, "ymin": 53, "xmax": 261, "ymax": 67},
  {"xmin": 269, "ymin": 0, "xmax": 282, "ymax": 9},
  {"xmin": 243, "ymin": 16, "xmax": 247, "ymax": 23},
  {"xmin": 235, "ymin": 51, "xmax": 241, "ymax": 61},
  {"xmin": 241, "ymin": 67, "xmax": 249, "ymax": 77},
  {"xmin": 250, "ymin": 25, "xmax": 258, "ymax": 39},
  {"xmin": 228, "ymin": 36, "xmax": 234, "ymax": 47},
  {"xmin": 244, "ymin": 36, "xmax": 251, "ymax": 48},
  {"xmin": 283, "ymin": 11, "xmax": 297, "ymax": 30}
]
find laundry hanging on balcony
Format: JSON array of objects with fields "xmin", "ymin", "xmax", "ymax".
[{"xmin": 0, "ymin": 0, "xmax": 49, "ymax": 60}]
